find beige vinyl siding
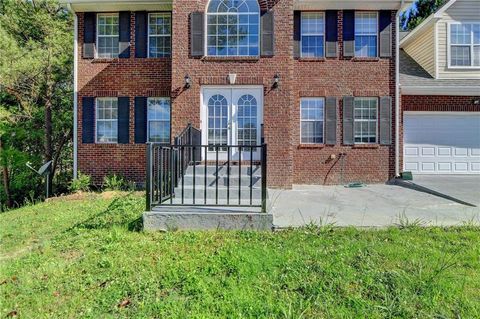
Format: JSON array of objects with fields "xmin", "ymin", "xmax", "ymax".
[
  {"xmin": 403, "ymin": 24, "xmax": 436, "ymax": 77},
  {"xmin": 437, "ymin": 0, "xmax": 480, "ymax": 79}
]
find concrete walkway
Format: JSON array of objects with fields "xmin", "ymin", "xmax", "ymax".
[{"xmin": 269, "ymin": 180, "xmax": 480, "ymax": 228}]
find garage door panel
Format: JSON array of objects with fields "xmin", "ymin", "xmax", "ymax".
[{"xmin": 404, "ymin": 113, "xmax": 480, "ymax": 175}]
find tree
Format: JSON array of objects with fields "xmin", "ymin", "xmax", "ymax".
[
  {"xmin": 401, "ymin": 0, "xmax": 447, "ymax": 31},
  {"xmin": 0, "ymin": 0, "xmax": 73, "ymax": 207}
]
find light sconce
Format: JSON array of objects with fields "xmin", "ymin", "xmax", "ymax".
[
  {"xmin": 273, "ymin": 74, "xmax": 280, "ymax": 89},
  {"xmin": 473, "ymin": 98, "xmax": 480, "ymax": 105},
  {"xmin": 184, "ymin": 74, "xmax": 192, "ymax": 89}
]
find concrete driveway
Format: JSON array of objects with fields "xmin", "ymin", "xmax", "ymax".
[{"xmin": 269, "ymin": 176, "xmax": 480, "ymax": 228}]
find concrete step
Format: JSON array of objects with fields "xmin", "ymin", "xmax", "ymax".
[
  {"xmin": 177, "ymin": 175, "xmax": 262, "ymax": 187},
  {"xmin": 184, "ymin": 165, "xmax": 261, "ymax": 177},
  {"xmin": 172, "ymin": 186, "xmax": 262, "ymax": 200}
]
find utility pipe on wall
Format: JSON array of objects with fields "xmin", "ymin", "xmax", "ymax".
[{"xmin": 395, "ymin": 0, "xmax": 405, "ymax": 177}]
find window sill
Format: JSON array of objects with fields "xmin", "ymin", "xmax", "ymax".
[
  {"xmin": 351, "ymin": 57, "xmax": 380, "ymax": 62},
  {"xmin": 352, "ymin": 144, "xmax": 380, "ymax": 149},
  {"xmin": 202, "ymin": 56, "xmax": 260, "ymax": 62},
  {"xmin": 298, "ymin": 144, "xmax": 326, "ymax": 149},
  {"xmin": 90, "ymin": 58, "xmax": 119, "ymax": 63},
  {"xmin": 297, "ymin": 57, "xmax": 326, "ymax": 62}
]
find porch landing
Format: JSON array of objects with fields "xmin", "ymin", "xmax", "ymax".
[{"xmin": 143, "ymin": 206, "xmax": 273, "ymax": 231}]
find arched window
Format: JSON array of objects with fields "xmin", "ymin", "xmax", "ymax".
[
  {"xmin": 206, "ymin": 0, "xmax": 260, "ymax": 56},
  {"xmin": 208, "ymin": 94, "xmax": 229, "ymax": 149},
  {"xmin": 237, "ymin": 94, "xmax": 258, "ymax": 145}
]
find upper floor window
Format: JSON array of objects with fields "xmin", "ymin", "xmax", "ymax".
[
  {"xmin": 97, "ymin": 14, "xmax": 119, "ymax": 58},
  {"xmin": 147, "ymin": 97, "xmax": 171, "ymax": 143},
  {"xmin": 206, "ymin": 0, "xmax": 260, "ymax": 57},
  {"xmin": 148, "ymin": 13, "xmax": 172, "ymax": 58},
  {"xmin": 450, "ymin": 23, "xmax": 480, "ymax": 68},
  {"xmin": 301, "ymin": 12, "xmax": 325, "ymax": 58},
  {"xmin": 300, "ymin": 98, "xmax": 324, "ymax": 144},
  {"xmin": 355, "ymin": 12, "xmax": 377, "ymax": 58},
  {"xmin": 96, "ymin": 98, "xmax": 118, "ymax": 143},
  {"xmin": 354, "ymin": 97, "xmax": 377, "ymax": 144}
]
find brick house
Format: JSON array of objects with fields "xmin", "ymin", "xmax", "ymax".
[
  {"xmin": 400, "ymin": 0, "xmax": 480, "ymax": 175},
  {"xmin": 64, "ymin": 0, "xmax": 414, "ymax": 197}
]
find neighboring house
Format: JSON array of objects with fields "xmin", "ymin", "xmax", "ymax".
[
  {"xmin": 63, "ymin": 0, "xmax": 412, "ymax": 192},
  {"xmin": 400, "ymin": 0, "xmax": 480, "ymax": 175}
]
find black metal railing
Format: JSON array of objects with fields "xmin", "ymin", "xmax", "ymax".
[{"xmin": 146, "ymin": 143, "xmax": 268, "ymax": 213}]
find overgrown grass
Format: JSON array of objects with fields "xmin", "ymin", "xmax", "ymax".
[{"xmin": 1, "ymin": 193, "xmax": 479, "ymax": 318}]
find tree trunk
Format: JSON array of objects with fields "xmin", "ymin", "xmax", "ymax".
[
  {"xmin": 44, "ymin": 98, "xmax": 53, "ymax": 195},
  {"xmin": 0, "ymin": 137, "xmax": 13, "ymax": 208}
]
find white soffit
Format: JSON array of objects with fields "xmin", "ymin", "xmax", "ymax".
[
  {"xmin": 294, "ymin": 0, "xmax": 414, "ymax": 11},
  {"xmin": 63, "ymin": 0, "xmax": 172, "ymax": 12}
]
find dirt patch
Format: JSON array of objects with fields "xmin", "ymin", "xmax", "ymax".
[{"xmin": 46, "ymin": 192, "xmax": 95, "ymax": 202}]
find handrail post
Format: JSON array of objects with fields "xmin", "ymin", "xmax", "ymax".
[
  {"xmin": 261, "ymin": 143, "xmax": 267, "ymax": 213},
  {"xmin": 146, "ymin": 143, "xmax": 153, "ymax": 211}
]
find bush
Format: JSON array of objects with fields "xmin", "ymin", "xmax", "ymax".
[
  {"xmin": 103, "ymin": 174, "xmax": 128, "ymax": 191},
  {"xmin": 69, "ymin": 172, "xmax": 91, "ymax": 193}
]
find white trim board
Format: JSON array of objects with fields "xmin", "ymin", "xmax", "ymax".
[{"xmin": 401, "ymin": 86, "xmax": 480, "ymax": 96}]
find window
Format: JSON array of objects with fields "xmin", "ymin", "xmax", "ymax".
[
  {"xmin": 450, "ymin": 23, "xmax": 480, "ymax": 67},
  {"xmin": 355, "ymin": 12, "xmax": 377, "ymax": 58},
  {"xmin": 147, "ymin": 98, "xmax": 171, "ymax": 143},
  {"xmin": 96, "ymin": 98, "xmax": 118, "ymax": 143},
  {"xmin": 301, "ymin": 12, "xmax": 325, "ymax": 58},
  {"xmin": 300, "ymin": 98, "xmax": 324, "ymax": 144},
  {"xmin": 354, "ymin": 98, "xmax": 377, "ymax": 144},
  {"xmin": 237, "ymin": 94, "xmax": 258, "ymax": 146},
  {"xmin": 97, "ymin": 14, "xmax": 119, "ymax": 58},
  {"xmin": 206, "ymin": 0, "xmax": 260, "ymax": 57},
  {"xmin": 148, "ymin": 13, "xmax": 172, "ymax": 57},
  {"xmin": 207, "ymin": 94, "xmax": 228, "ymax": 150}
]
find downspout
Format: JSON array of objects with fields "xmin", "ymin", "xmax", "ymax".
[
  {"xmin": 70, "ymin": 4, "xmax": 79, "ymax": 179},
  {"xmin": 395, "ymin": 0, "xmax": 404, "ymax": 177}
]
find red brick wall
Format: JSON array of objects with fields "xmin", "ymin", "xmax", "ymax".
[
  {"xmin": 399, "ymin": 95, "xmax": 480, "ymax": 170},
  {"xmin": 292, "ymin": 10, "xmax": 397, "ymax": 185},
  {"xmin": 76, "ymin": 4, "xmax": 399, "ymax": 187}
]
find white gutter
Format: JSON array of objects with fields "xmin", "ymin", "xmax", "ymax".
[
  {"xmin": 395, "ymin": 0, "xmax": 404, "ymax": 177},
  {"xmin": 401, "ymin": 85, "xmax": 480, "ymax": 96},
  {"xmin": 71, "ymin": 6, "xmax": 78, "ymax": 179}
]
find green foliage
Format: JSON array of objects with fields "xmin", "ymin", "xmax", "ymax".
[
  {"xmin": 69, "ymin": 171, "xmax": 91, "ymax": 193},
  {"xmin": 103, "ymin": 174, "xmax": 129, "ymax": 191},
  {"xmin": 0, "ymin": 0, "xmax": 73, "ymax": 207},
  {"xmin": 1, "ymin": 196, "xmax": 480, "ymax": 318},
  {"xmin": 401, "ymin": 0, "xmax": 447, "ymax": 31}
]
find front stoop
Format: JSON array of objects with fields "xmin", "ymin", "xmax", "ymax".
[{"xmin": 143, "ymin": 207, "xmax": 273, "ymax": 231}]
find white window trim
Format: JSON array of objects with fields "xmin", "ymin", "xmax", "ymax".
[
  {"xmin": 353, "ymin": 97, "xmax": 378, "ymax": 145},
  {"xmin": 354, "ymin": 11, "xmax": 379, "ymax": 58},
  {"xmin": 147, "ymin": 12, "xmax": 172, "ymax": 58},
  {"xmin": 147, "ymin": 97, "xmax": 171, "ymax": 143},
  {"xmin": 95, "ymin": 97, "xmax": 118, "ymax": 144},
  {"xmin": 96, "ymin": 13, "xmax": 119, "ymax": 59},
  {"xmin": 204, "ymin": 1, "xmax": 260, "ymax": 57},
  {"xmin": 300, "ymin": 12, "xmax": 326, "ymax": 58},
  {"xmin": 300, "ymin": 97, "xmax": 325, "ymax": 144},
  {"xmin": 447, "ymin": 21, "xmax": 480, "ymax": 69}
]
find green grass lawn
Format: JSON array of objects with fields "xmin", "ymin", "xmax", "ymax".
[{"xmin": 1, "ymin": 192, "xmax": 479, "ymax": 318}]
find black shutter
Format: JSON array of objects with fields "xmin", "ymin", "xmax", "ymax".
[
  {"xmin": 343, "ymin": 10, "xmax": 355, "ymax": 58},
  {"xmin": 293, "ymin": 11, "xmax": 301, "ymax": 58},
  {"xmin": 325, "ymin": 97, "xmax": 337, "ymax": 145},
  {"xmin": 83, "ymin": 12, "xmax": 96, "ymax": 59},
  {"xmin": 325, "ymin": 10, "xmax": 338, "ymax": 58},
  {"xmin": 82, "ymin": 97, "xmax": 95, "ymax": 144},
  {"xmin": 343, "ymin": 96, "xmax": 354, "ymax": 145},
  {"xmin": 134, "ymin": 97, "xmax": 147, "ymax": 143},
  {"xmin": 379, "ymin": 11, "xmax": 392, "ymax": 58},
  {"xmin": 119, "ymin": 11, "xmax": 131, "ymax": 58},
  {"xmin": 379, "ymin": 96, "xmax": 392, "ymax": 145},
  {"xmin": 261, "ymin": 11, "xmax": 274, "ymax": 56},
  {"xmin": 118, "ymin": 97, "xmax": 130, "ymax": 144},
  {"xmin": 190, "ymin": 12, "xmax": 204, "ymax": 57},
  {"xmin": 135, "ymin": 11, "xmax": 148, "ymax": 58}
]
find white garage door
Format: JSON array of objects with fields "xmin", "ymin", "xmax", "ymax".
[{"xmin": 404, "ymin": 112, "xmax": 480, "ymax": 174}]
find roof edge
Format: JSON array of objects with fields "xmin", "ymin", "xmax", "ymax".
[{"xmin": 401, "ymin": 85, "xmax": 480, "ymax": 96}]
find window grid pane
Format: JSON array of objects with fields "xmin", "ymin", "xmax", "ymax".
[
  {"xmin": 207, "ymin": 94, "xmax": 228, "ymax": 151},
  {"xmin": 237, "ymin": 94, "xmax": 258, "ymax": 146},
  {"xmin": 355, "ymin": 12, "xmax": 377, "ymax": 58},
  {"xmin": 206, "ymin": 0, "xmax": 260, "ymax": 57},
  {"xmin": 450, "ymin": 23, "xmax": 480, "ymax": 67},
  {"xmin": 300, "ymin": 98, "xmax": 324, "ymax": 144},
  {"xmin": 354, "ymin": 98, "xmax": 377, "ymax": 144},
  {"xmin": 301, "ymin": 12, "xmax": 325, "ymax": 58},
  {"xmin": 97, "ymin": 14, "xmax": 119, "ymax": 58},
  {"xmin": 96, "ymin": 98, "xmax": 118, "ymax": 143},
  {"xmin": 147, "ymin": 98, "xmax": 171, "ymax": 143},
  {"xmin": 149, "ymin": 13, "xmax": 172, "ymax": 58}
]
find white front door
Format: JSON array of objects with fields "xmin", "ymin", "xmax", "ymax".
[
  {"xmin": 201, "ymin": 87, "xmax": 263, "ymax": 161},
  {"xmin": 404, "ymin": 112, "xmax": 480, "ymax": 174}
]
